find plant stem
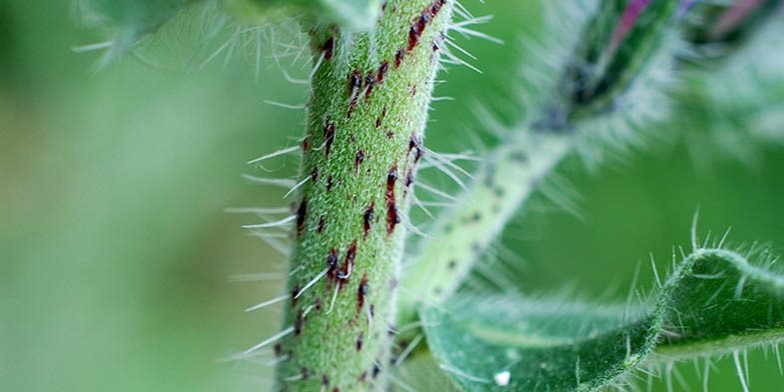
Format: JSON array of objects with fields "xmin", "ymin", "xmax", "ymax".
[
  {"xmin": 272, "ymin": 1, "xmax": 453, "ymax": 390},
  {"xmin": 399, "ymin": 129, "xmax": 572, "ymax": 325},
  {"xmin": 398, "ymin": 0, "xmax": 681, "ymax": 329}
]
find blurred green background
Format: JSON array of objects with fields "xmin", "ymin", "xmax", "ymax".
[{"xmin": 2, "ymin": 1, "xmax": 783, "ymax": 391}]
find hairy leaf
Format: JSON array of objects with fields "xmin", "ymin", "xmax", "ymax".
[
  {"xmin": 79, "ymin": 0, "xmax": 201, "ymax": 50},
  {"xmin": 423, "ymin": 248, "xmax": 784, "ymax": 391},
  {"xmin": 229, "ymin": 0, "xmax": 381, "ymax": 31}
]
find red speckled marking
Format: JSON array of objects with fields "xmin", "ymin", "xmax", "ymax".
[
  {"xmin": 377, "ymin": 61, "xmax": 390, "ymax": 84},
  {"xmin": 326, "ymin": 248, "xmax": 339, "ymax": 283},
  {"xmin": 364, "ymin": 73, "xmax": 376, "ymax": 101},
  {"xmin": 347, "ymin": 70, "xmax": 363, "ymax": 118},
  {"xmin": 291, "ymin": 283, "xmax": 301, "ymax": 306},
  {"xmin": 363, "ymin": 202, "xmax": 375, "ymax": 239},
  {"xmin": 338, "ymin": 241, "xmax": 357, "ymax": 282},
  {"xmin": 358, "ymin": 273, "xmax": 369, "ymax": 311},
  {"xmin": 394, "ymin": 49, "xmax": 404, "ymax": 68},
  {"xmin": 323, "ymin": 37, "xmax": 334, "ymax": 61},
  {"xmin": 407, "ymin": 0, "xmax": 445, "ymax": 52},
  {"xmin": 356, "ymin": 333, "xmax": 364, "ymax": 351},
  {"xmin": 302, "ymin": 136, "xmax": 310, "ymax": 153},
  {"xmin": 296, "ymin": 198, "xmax": 307, "ymax": 235},
  {"xmin": 386, "ymin": 164, "xmax": 400, "ymax": 235},
  {"xmin": 294, "ymin": 310, "xmax": 304, "ymax": 337},
  {"xmin": 355, "ymin": 149, "xmax": 366, "ymax": 174},
  {"xmin": 324, "ymin": 120, "xmax": 336, "ymax": 159}
]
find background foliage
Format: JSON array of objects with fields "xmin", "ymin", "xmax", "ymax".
[{"xmin": 2, "ymin": 1, "xmax": 783, "ymax": 390}]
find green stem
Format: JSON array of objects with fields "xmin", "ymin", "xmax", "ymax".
[
  {"xmin": 399, "ymin": 0, "xmax": 681, "ymax": 329},
  {"xmin": 399, "ymin": 129, "xmax": 572, "ymax": 326},
  {"xmin": 272, "ymin": 1, "xmax": 453, "ymax": 390}
]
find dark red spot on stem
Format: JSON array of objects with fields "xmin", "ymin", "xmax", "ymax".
[
  {"xmin": 347, "ymin": 70, "xmax": 363, "ymax": 118},
  {"xmin": 364, "ymin": 73, "xmax": 376, "ymax": 101},
  {"xmin": 294, "ymin": 310, "xmax": 304, "ymax": 337},
  {"xmin": 355, "ymin": 150, "xmax": 366, "ymax": 174},
  {"xmin": 363, "ymin": 202, "xmax": 375, "ymax": 239},
  {"xmin": 356, "ymin": 333, "xmax": 364, "ymax": 351},
  {"xmin": 394, "ymin": 49, "xmax": 404, "ymax": 68},
  {"xmin": 323, "ymin": 37, "xmax": 334, "ymax": 61},
  {"xmin": 324, "ymin": 120, "xmax": 336, "ymax": 159},
  {"xmin": 291, "ymin": 283, "xmax": 300, "ymax": 306},
  {"xmin": 377, "ymin": 61, "xmax": 389, "ymax": 84},
  {"xmin": 302, "ymin": 137, "xmax": 310, "ymax": 153},
  {"xmin": 327, "ymin": 248, "xmax": 339, "ymax": 283},
  {"xmin": 338, "ymin": 241, "xmax": 357, "ymax": 282},
  {"xmin": 386, "ymin": 164, "xmax": 400, "ymax": 235},
  {"xmin": 358, "ymin": 274, "xmax": 368, "ymax": 310},
  {"xmin": 296, "ymin": 198, "xmax": 307, "ymax": 235}
]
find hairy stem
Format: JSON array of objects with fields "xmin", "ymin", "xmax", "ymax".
[
  {"xmin": 399, "ymin": 0, "xmax": 680, "ymax": 329},
  {"xmin": 271, "ymin": 1, "xmax": 453, "ymax": 390},
  {"xmin": 399, "ymin": 130, "xmax": 572, "ymax": 324}
]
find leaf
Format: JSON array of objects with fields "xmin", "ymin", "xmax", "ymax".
[
  {"xmin": 660, "ymin": 248, "xmax": 784, "ymax": 357},
  {"xmin": 317, "ymin": 0, "xmax": 381, "ymax": 31},
  {"xmin": 423, "ymin": 248, "xmax": 784, "ymax": 391},
  {"xmin": 79, "ymin": 0, "xmax": 202, "ymax": 51},
  {"xmin": 228, "ymin": 0, "xmax": 381, "ymax": 31}
]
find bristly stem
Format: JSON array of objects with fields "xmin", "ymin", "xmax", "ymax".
[
  {"xmin": 271, "ymin": 1, "xmax": 453, "ymax": 390},
  {"xmin": 398, "ymin": 0, "xmax": 680, "ymax": 329}
]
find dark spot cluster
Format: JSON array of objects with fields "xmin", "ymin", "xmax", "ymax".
[
  {"xmin": 408, "ymin": 0, "xmax": 446, "ymax": 52},
  {"xmin": 325, "ymin": 242, "xmax": 358, "ymax": 290},
  {"xmin": 347, "ymin": 59, "xmax": 394, "ymax": 118}
]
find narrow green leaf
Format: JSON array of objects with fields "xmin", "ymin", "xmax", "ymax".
[
  {"xmin": 423, "ymin": 248, "xmax": 784, "ymax": 391},
  {"xmin": 660, "ymin": 249, "xmax": 784, "ymax": 358}
]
